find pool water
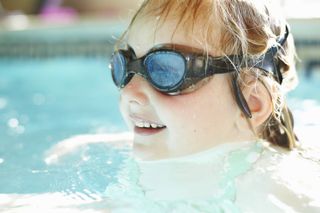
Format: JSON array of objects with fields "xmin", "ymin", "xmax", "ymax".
[
  {"xmin": 0, "ymin": 57, "xmax": 320, "ymax": 211},
  {"xmin": 0, "ymin": 57, "xmax": 128, "ymax": 196}
]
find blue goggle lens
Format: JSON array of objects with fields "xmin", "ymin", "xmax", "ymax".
[
  {"xmin": 111, "ymin": 51, "xmax": 127, "ymax": 87},
  {"xmin": 144, "ymin": 52, "xmax": 186, "ymax": 89}
]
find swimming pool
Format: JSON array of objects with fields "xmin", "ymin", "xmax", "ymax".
[{"xmin": 1, "ymin": 23, "xmax": 320, "ymax": 212}]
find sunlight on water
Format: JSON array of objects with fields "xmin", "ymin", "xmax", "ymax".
[
  {"xmin": 44, "ymin": 132, "xmax": 133, "ymax": 165},
  {"xmin": 0, "ymin": 132, "xmax": 133, "ymax": 212}
]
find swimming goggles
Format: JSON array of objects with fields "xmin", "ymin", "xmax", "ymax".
[{"xmin": 110, "ymin": 25, "xmax": 289, "ymax": 117}]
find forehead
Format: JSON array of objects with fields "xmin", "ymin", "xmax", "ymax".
[{"xmin": 127, "ymin": 16, "xmax": 222, "ymax": 57}]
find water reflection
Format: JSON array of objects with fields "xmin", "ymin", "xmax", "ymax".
[{"xmin": 0, "ymin": 97, "xmax": 7, "ymax": 109}]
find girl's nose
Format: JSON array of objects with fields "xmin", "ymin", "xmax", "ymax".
[{"xmin": 120, "ymin": 75, "xmax": 152, "ymax": 106}]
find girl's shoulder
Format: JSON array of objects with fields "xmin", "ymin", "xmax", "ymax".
[{"xmin": 235, "ymin": 142, "xmax": 320, "ymax": 213}]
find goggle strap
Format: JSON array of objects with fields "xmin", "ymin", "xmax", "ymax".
[
  {"xmin": 231, "ymin": 72, "xmax": 252, "ymax": 118},
  {"xmin": 267, "ymin": 25, "xmax": 290, "ymax": 84},
  {"xmin": 207, "ymin": 56, "xmax": 241, "ymax": 74},
  {"xmin": 277, "ymin": 25, "xmax": 290, "ymax": 46}
]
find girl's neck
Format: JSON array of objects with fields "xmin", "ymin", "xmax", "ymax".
[{"xmin": 133, "ymin": 140, "xmax": 264, "ymax": 201}]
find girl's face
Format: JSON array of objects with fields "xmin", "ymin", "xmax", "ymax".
[{"xmin": 119, "ymin": 17, "xmax": 254, "ymax": 160}]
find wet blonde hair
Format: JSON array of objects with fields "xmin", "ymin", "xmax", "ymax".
[{"xmin": 115, "ymin": 0, "xmax": 299, "ymax": 149}]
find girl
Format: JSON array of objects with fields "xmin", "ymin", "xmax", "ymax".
[{"xmin": 104, "ymin": 0, "xmax": 320, "ymax": 212}]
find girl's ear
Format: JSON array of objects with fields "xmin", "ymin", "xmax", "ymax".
[{"xmin": 241, "ymin": 79, "xmax": 273, "ymax": 128}]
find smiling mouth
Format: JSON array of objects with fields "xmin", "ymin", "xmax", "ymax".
[
  {"xmin": 133, "ymin": 120, "xmax": 167, "ymax": 136},
  {"xmin": 134, "ymin": 126, "xmax": 166, "ymax": 136}
]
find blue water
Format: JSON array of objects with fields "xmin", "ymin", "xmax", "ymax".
[
  {"xmin": 0, "ymin": 58, "xmax": 128, "ymax": 195},
  {"xmin": 0, "ymin": 57, "xmax": 320, "ymax": 202}
]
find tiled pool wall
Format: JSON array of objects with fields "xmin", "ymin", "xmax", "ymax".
[
  {"xmin": 0, "ymin": 20, "xmax": 126, "ymax": 58},
  {"xmin": 1, "ymin": 19, "xmax": 320, "ymax": 68}
]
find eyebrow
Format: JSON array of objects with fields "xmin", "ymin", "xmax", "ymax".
[{"xmin": 126, "ymin": 42, "xmax": 211, "ymax": 58}]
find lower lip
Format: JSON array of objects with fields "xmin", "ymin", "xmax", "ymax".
[{"xmin": 134, "ymin": 127, "xmax": 166, "ymax": 136}]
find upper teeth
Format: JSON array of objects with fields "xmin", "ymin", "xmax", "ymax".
[{"xmin": 135, "ymin": 121, "xmax": 165, "ymax": 128}]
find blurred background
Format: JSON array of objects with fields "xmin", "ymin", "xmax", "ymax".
[{"xmin": 0, "ymin": 0, "xmax": 319, "ymax": 199}]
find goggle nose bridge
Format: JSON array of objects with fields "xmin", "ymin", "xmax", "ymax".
[
  {"xmin": 122, "ymin": 59, "xmax": 149, "ymax": 87},
  {"xmin": 126, "ymin": 58, "xmax": 148, "ymax": 74}
]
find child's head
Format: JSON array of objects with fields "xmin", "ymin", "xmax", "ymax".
[{"xmin": 111, "ymin": 0, "xmax": 298, "ymax": 160}]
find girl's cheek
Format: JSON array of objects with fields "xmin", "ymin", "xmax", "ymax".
[{"xmin": 157, "ymin": 96, "xmax": 204, "ymax": 127}]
